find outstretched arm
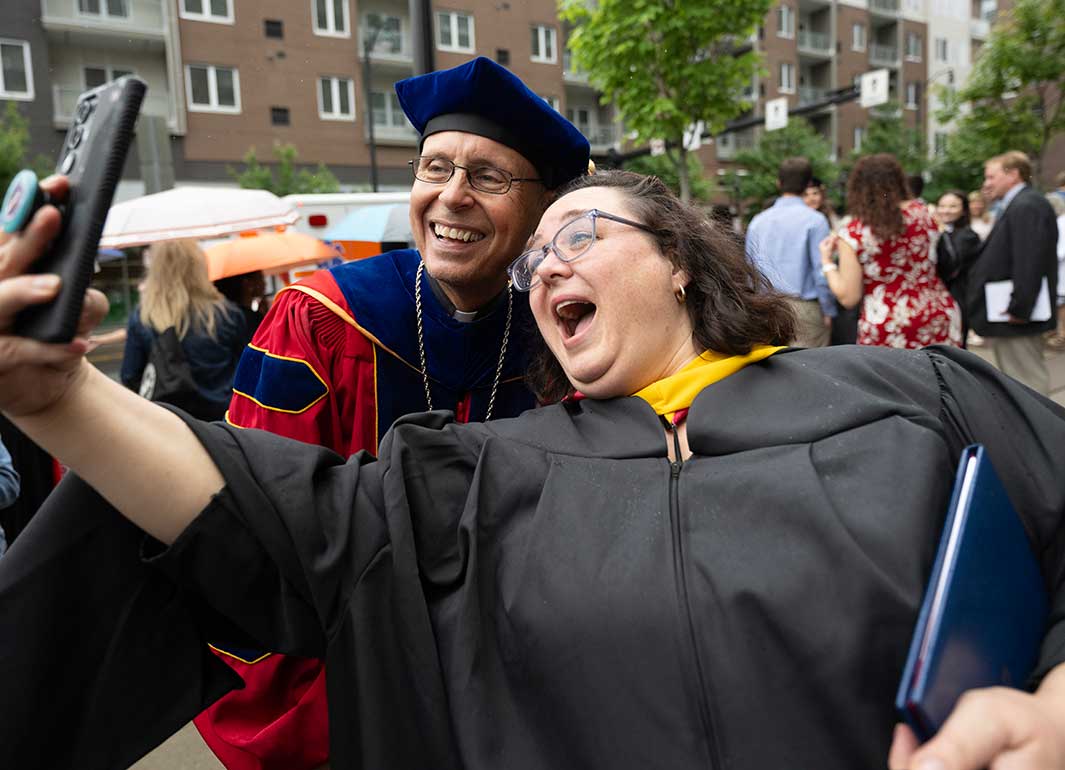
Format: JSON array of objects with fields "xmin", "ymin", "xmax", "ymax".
[{"xmin": 0, "ymin": 176, "xmax": 222, "ymax": 544}]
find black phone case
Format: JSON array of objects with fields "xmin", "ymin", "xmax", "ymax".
[{"xmin": 14, "ymin": 76, "xmax": 146, "ymax": 343}]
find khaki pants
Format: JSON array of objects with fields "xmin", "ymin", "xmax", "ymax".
[
  {"xmin": 786, "ymin": 298, "xmax": 830, "ymax": 348},
  {"xmin": 990, "ymin": 334, "xmax": 1049, "ymax": 395}
]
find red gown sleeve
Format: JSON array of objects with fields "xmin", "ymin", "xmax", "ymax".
[{"xmin": 193, "ymin": 272, "xmax": 381, "ymax": 770}]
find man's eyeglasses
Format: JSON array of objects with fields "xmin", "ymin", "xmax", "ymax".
[
  {"xmin": 507, "ymin": 209, "xmax": 657, "ymax": 292},
  {"xmin": 409, "ymin": 156, "xmax": 542, "ymax": 195}
]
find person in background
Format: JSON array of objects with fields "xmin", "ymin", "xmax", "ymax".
[
  {"xmin": 121, "ymin": 239, "xmax": 248, "ymax": 422},
  {"xmin": 803, "ymin": 177, "xmax": 855, "ymax": 345},
  {"xmin": 1052, "ymin": 170, "xmax": 1065, "ymax": 204},
  {"xmin": 967, "ymin": 190, "xmax": 993, "ymax": 241},
  {"xmin": 820, "ymin": 154, "xmax": 960, "ymax": 348},
  {"xmin": 968, "ymin": 151, "xmax": 1059, "ymax": 395},
  {"xmin": 0, "ymin": 438, "xmax": 19, "ymax": 557},
  {"xmin": 213, "ymin": 269, "xmax": 269, "ymax": 340},
  {"xmin": 745, "ymin": 157, "xmax": 834, "ymax": 347},
  {"xmin": 935, "ymin": 190, "xmax": 983, "ymax": 349},
  {"xmin": 1044, "ymin": 192, "xmax": 1065, "ymax": 350}
]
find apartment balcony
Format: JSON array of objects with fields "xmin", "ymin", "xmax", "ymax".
[
  {"xmin": 970, "ymin": 17, "xmax": 990, "ymax": 39},
  {"xmin": 583, "ymin": 124, "xmax": 618, "ymax": 149},
  {"xmin": 714, "ymin": 130, "xmax": 755, "ymax": 161},
  {"xmin": 797, "ymin": 29, "xmax": 833, "ymax": 56},
  {"xmin": 41, "ymin": 0, "xmax": 167, "ymax": 46},
  {"xmin": 52, "ymin": 83, "xmax": 174, "ymax": 128},
  {"xmin": 869, "ymin": 0, "xmax": 900, "ymax": 15},
  {"xmin": 798, "ymin": 86, "xmax": 829, "ymax": 106},
  {"xmin": 563, "ymin": 52, "xmax": 590, "ymax": 86},
  {"xmin": 371, "ymin": 122, "xmax": 419, "ymax": 146},
  {"xmin": 870, "ymin": 43, "xmax": 899, "ymax": 66}
]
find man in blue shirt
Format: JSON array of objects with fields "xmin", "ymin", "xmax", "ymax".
[
  {"xmin": 746, "ymin": 157, "xmax": 835, "ymax": 347},
  {"xmin": 0, "ymin": 438, "xmax": 19, "ymax": 557}
]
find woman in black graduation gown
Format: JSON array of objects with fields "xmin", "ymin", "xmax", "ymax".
[
  {"xmin": 1, "ymin": 173, "xmax": 1065, "ymax": 770},
  {"xmin": 934, "ymin": 190, "xmax": 983, "ymax": 348}
]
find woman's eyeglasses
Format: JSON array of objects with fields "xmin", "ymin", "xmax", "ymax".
[
  {"xmin": 409, "ymin": 156, "xmax": 542, "ymax": 195},
  {"xmin": 507, "ymin": 209, "xmax": 656, "ymax": 292}
]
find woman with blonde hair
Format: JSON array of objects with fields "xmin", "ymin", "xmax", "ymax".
[
  {"xmin": 967, "ymin": 190, "xmax": 993, "ymax": 241},
  {"xmin": 120, "ymin": 239, "xmax": 250, "ymax": 420}
]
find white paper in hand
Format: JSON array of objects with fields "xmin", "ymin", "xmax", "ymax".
[{"xmin": 984, "ymin": 278, "xmax": 1052, "ymax": 323}]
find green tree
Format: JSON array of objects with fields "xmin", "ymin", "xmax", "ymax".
[
  {"xmin": 936, "ymin": 0, "xmax": 1065, "ymax": 181},
  {"xmin": 625, "ymin": 153, "xmax": 713, "ymax": 201},
  {"xmin": 559, "ymin": 0, "xmax": 769, "ymax": 203},
  {"xmin": 721, "ymin": 118, "xmax": 838, "ymax": 217},
  {"xmin": 847, "ymin": 108, "xmax": 926, "ymax": 175},
  {"xmin": 0, "ymin": 102, "xmax": 51, "ymax": 195},
  {"xmin": 230, "ymin": 142, "xmax": 340, "ymax": 195}
]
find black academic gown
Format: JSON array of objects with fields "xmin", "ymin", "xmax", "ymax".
[{"xmin": 2, "ymin": 345, "xmax": 1065, "ymax": 770}]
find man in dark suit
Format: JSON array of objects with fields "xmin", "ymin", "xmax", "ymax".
[{"xmin": 968, "ymin": 151, "xmax": 1058, "ymax": 394}]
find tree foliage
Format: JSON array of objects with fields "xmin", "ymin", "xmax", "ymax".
[
  {"xmin": 559, "ymin": 0, "xmax": 769, "ymax": 202},
  {"xmin": 935, "ymin": 0, "xmax": 1065, "ymax": 181},
  {"xmin": 625, "ymin": 153, "xmax": 713, "ymax": 201},
  {"xmin": 721, "ymin": 119, "xmax": 839, "ymax": 216},
  {"xmin": 847, "ymin": 108, "xmax": 926, "ymax": 175},
  {"xmin": 0, "ymin": 102, "xmax": 51, "ymax": 195},
  {"xmin": 230, "ymin": 142, "xmax": 340, "ymax": 195}
]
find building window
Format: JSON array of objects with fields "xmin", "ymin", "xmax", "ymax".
[
  {"xmin": 934, "ymin": 131, "xmax": 948, "ymax": 156},
  {"xmin": 0, "ymin": 39, "xmax": 33, "ymax": 100},
  {"xmin": 436, "ymin": 11, "xmax": 474, "ymax": 53},
  {"xmin": 851, "ymin": 23, "xmax": 866, "ymax": 51},
  {"xmin": 313, "ymin": 0, "xmax": 349, "ymax": 37},
  {"xmin": 371, "ymin": 90, "xmax": 409, "ymax": 129},
  {"xmin": 935, "ymin": 37, "xmax": 948, "ymax": 62},
  {"xmin": 777, "ymin": 5, "xmax": 794, "ymax": 38},
  {"xmin": 905, "ymin": 31, "xmax": 921, "ymax": 60},
  {"xmin": 180, "ymin": 0, "xmax": 233, "ymax": 23},
  {"xmin": 854, "ymin": 125, "xmax": 865, "ymax": 151},
  {"xmin": 78, "ymin": 0, "xmax": 129, "ymax": 18},
  {"xmin": 779, "ymin": 62, "xmax": 795, "ymax": 93},
  {"xmin": 318, "ymin": 76, "xmax": 355, "ymax": 120},
  {"xmin": 271, "ymin": 106, "xmax": 290, "ymax": 126},
  {"xmin": 496, "ymin": 48, "xmax": 510, "ymax": 65},
  {"xmin": 530, "ymin": 25, "xmax": 557, "ymax": 63},
  {"xmin": 364, "ymin": 14, "xmax": 402, "ymax": 54},
  {"xmin": 185, "ymin": 64, "xmax": 240, "ymax": 113},
  {"xmin": 540, "ymin": 94, "xmax": 560, "ymax": 111},
  {"xmin": 264, "ymin": 19, "xmax": 284, "ymax": 38},
  {"xmin": 566, "ymin": 107, "xmax": 591, "ymax": 136},
  {"xmin": 905, "ymin": 81, "xmax": 919, "ymax": 109},
  {"xmin": 84, "ymin": 65, "xmax": 133, "ymax": 88}
]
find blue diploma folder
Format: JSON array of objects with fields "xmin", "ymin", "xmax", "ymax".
[{"xmin": 895, "ymin": 444, "xmax": 1049, "ymax": 741}]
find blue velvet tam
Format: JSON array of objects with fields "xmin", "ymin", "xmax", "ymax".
[{"xmin": 395, "ymin": 57, "xmax": 591, "ymax": 189}]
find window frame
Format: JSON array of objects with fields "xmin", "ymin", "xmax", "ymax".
[
  {"xmin": 851, "ymin": 23, "xmax": 866, "ymax": 52},
  {"xmin": 540, "ymin": 94, "xmax": 560, "ymax": 112},
  {"xmin": 0, "ymin": 39, "xmax": 34, "ymax": 101},
  {"xmin": 435, "ymin": 10, "xmax": 475, "ymax": 53},
  {"xmin": 179, "ymin": 0, "xmax": 234, "ymax": 25},
  {"xmin": 853, "ymin": 125, "xmax": 865, "ymax": 151},
  {"xmin": 184, "ymin": 63, "xmax": 241, "ymax": 114},
  {"xmin": 83, "ymin": 64, "xmax": 136, "ymax": 90},
  {"xmin": 905, "ymin": 81, "xmax": 919, "ymax": 109},
  {"xmin": 369, "ymin": 89, "xmax": 413, "ymax": 133},
  {"xmin": 905, "ymin": 31, "xmax": 922, "ymax": 61},
  {"xmin": 312, "ymin": 0, "xmax": 351, "ymax": 38},
  {"xmin": 363, "ymin": 13, "xmax": 403, "ymax": 55},
  {"xmin": 77, "ymin": 0, "xmax": 130, "ymax": 20},
  {"xmin": 778, "ymin": 61, "xmax": 795, "ymax": 94},
  {"xmin": 934, "ymin": 36, "xmax": 949, "ymax": 62},
  {"xmin": 530, "ymin": 24, "xmax": 558, "ymax": 63},
  {"xmin": 317, "ymin": 75, "xmax": 356, "ymax": 122},
  {"xmin": 776, "ymin": 5, "xmax": 794, "ymax": 39}
]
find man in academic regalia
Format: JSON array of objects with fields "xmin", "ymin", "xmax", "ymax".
[{"xmin": 191, "ymin": 57, "xmax": 592, "ymax": 770}]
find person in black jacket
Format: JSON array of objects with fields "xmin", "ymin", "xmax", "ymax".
[
  {"xmin": 967, "ymin": 151, "xmax": 1059, "ymax": 394},
  {"xmin": 935, "ymin": 190, "xmax": 982, "ymax": 348}
]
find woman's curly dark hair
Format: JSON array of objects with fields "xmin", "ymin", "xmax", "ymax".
[
  {"xmin": 526, "ymin": 170, "xmax": 796, "ymax": 403},
  {"xmin": 845, "ymin": 154, "xmax": 909, "ymax": 241}
]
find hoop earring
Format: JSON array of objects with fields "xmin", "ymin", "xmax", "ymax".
[{"xmin": 675, "ymin": 284, "xmax": 687, "ymax": 304}]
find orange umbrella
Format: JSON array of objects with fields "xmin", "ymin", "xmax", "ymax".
[{"xmin": 203, "ymin": 231, "xmax": 343, "ymax": 281}]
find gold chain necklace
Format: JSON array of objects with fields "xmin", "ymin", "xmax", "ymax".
[{"xmin": 414, "ymin": 260, "xmax": 512, "ymax": 420}]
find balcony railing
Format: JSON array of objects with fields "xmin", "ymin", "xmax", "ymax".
[
  {"xmin": 563, "ymin": 52, "xmax": 589, "ymax": 84},
  {"xmin": 41, "ymin": 0, "xmax": 167, "ymax": 37},
  {"xmin": 371, "ymin": 122, "xmax": 419, "ymax": 144},
  {"xmin": 870, "ymin": 43, "xmax": 899, "ymax": 65},
  {"xmin": 797, "ymin": 29, "xmax": 832, "ymax": 54},
  {"xmin": 798, "ymin": 86, "xmax": 829, "ymax": 106},
  {"xmin": 582, "ymin": 125, "xmax": 617, "ymax": 147},
  {"xmin": 53, "ymin": 83, "xmax": 173, "ymax": 126},
  {"xmin": 869, "ymin": 0, "xmax": 899, "ymax": 13}
]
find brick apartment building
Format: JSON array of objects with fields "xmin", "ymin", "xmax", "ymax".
[{"xmin": 5, "ymin": 0, "xmax": 1059, "ymax": 201}]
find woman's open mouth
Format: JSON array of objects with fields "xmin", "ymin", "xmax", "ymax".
[{"xmin": 555, "ymin": 299, "xmax": 597, "ymax": 342}]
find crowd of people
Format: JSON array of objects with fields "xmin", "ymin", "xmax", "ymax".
[{"xmin": 0, "ymin": 56, "xmax": 1064, "ymax": 770}]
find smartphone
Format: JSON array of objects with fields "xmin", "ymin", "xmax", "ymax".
[{"xmin": 14, "ymin": 76, "xmax": 146, "ymax": 342}]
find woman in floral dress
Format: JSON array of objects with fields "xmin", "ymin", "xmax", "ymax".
[{"xmin": 819, "ymin": 154, "xmax": 961, "ymax": 348}]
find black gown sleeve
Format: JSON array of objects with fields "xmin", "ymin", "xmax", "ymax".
[
  {"xmin": 148, "ymin": 409, "xmax": 484, "ymax": 659},
  {"xmin": 925, "ymin": 345, "xmax": 1065, "ymax": 683}
]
